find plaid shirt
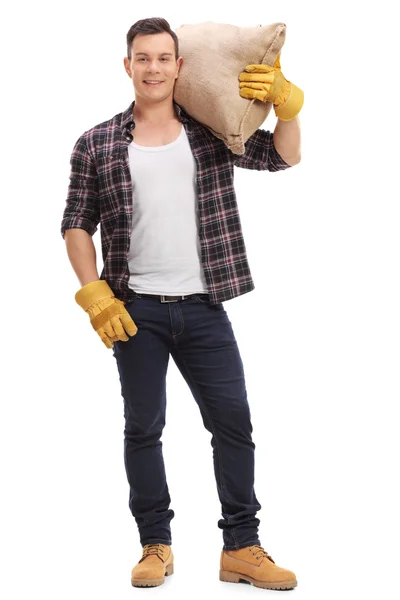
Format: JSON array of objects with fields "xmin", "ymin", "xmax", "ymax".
[{"xmin": 61, "ymin": 100, "xmax": 291, "ymax": 304}]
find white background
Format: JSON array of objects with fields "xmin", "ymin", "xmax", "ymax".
[{"xmin": 1, "ymin": 1, "xmax": 399, "ymax": 598}]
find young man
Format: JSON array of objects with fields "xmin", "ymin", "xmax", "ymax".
[{"xmin": 61, "ymin": 17, "xmax": 302, "ymax": 590}]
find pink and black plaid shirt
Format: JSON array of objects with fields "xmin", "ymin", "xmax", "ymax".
[{"xmin": 61, "ymin": 100, "xmax": 291, "ymax": 304}]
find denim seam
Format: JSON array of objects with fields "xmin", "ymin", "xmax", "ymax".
[
  {"xmin": 231, "ymin": 524, "xmax": 239, "ymax": 547},
  {"xmin": 171, "ymin": 303, "xmax": 185, "ymax": 338},
  {"xmin": 175, "ymin": 353, "xmax": 226, "ymax": 494},
  {"xmin": 170, "ymin": 303, "xmax": 184, "ymax": 337}
]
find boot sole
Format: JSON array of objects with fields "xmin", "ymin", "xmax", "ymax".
[
  {"xmin": 220, "ymin": 569, "xmax": 297, "ymax": 590},
  {"xmin": 131, "ymin": 563, "xmax": 174, "ymax": 587}
]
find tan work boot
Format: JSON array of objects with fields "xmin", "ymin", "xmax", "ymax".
[
  {"xmin": 131, "ymin": 543, "xmax": 174, "ymax": 587},
  {"xmin": 220, "ymin": 544, "xmax": 297, "ymax": 590}
]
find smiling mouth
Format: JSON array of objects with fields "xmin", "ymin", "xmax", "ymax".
[{"xmin": 144, "ymin": 81, "xmax": 164, "ymax": 85}]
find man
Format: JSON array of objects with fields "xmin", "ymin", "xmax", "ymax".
[{"xmin": 61, "ymin": 17, "xmax": 302, "ymax": 590}]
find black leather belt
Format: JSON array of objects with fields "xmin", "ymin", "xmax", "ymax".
[{"xmin": 134, "ymin": 292, "xmax": 209, "ymax": 303}]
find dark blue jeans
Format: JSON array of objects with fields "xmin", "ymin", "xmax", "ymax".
[{"xmin": 112, "ymin": 292, "xmax": 262, "ymax": 551}]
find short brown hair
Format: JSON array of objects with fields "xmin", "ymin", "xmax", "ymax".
[{"xmin": 126, "ymin": 18, "xmax": 179, "ymax": 60}]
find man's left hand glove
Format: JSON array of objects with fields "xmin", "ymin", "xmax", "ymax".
[{"xmin": 239, "ymin": 54, "xmax": 303, "ymax": 121}]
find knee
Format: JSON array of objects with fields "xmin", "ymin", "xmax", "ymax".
[{"xmin": 124, "ymin": 414, "xmax": 166, "ymax": 446}]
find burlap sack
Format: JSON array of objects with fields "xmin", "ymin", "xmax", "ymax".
[{"xmin": 174, "ymin": 21, "xmax": 286, "ymax": 155}]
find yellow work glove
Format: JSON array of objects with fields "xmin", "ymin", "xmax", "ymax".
[
  {"xmin": 239, "ymin": 54, "xmax": 303, "ymax": 121},
  {"xmin": 75, "ymin": 279, "xmax": 138, "ymax": 349}
]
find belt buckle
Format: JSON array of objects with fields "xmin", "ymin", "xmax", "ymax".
[{"xmin": 160, "ymin": 295, "xmax": 179, "ymax": 303}]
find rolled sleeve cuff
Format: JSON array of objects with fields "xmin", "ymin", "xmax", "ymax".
[{"xmin": 61, "ymin": 218, "xmax": 98, "ymax": 239}]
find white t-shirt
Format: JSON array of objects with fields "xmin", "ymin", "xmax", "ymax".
[{"xmin": 126, "ymin": 125, "xmax": 208, "ymax": 295}]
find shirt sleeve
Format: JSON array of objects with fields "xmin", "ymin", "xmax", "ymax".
[
  {"xmin": 233, "ymin": 129, "xmax": 292, "ymax": 172},
  {"xmin": 60, "ymin": 134, "xmax": 100, "ymax": 239}
]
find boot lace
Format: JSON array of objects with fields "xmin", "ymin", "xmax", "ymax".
[
  {"xmin": 139, "ymin": 543, "xmax": 166, "ymax": 563},
  {"xmin": 249, "ymin": 545, "xmax": 275, "ymax": 563}
]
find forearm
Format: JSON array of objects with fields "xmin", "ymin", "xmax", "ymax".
[
  {"xmin": 273, "ymin": 115, "xmax": 301, "ymax": 166},
  {"xmin": 64, "ymin": 228, "xmax": 100, "ymax": 287}
]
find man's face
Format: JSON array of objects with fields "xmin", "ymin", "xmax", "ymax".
[{"xmin": 124, "ymin": 32, "xmax": 182, "ymax": 103}]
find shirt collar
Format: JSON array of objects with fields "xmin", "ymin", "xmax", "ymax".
[{"xmin": 121, "ymin": 99, "xmax": 191, "ymax": 135}]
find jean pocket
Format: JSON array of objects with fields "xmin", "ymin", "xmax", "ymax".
[
  {"xmin": 194, "ymin": 294, "xmax": 209, "ymax": 304},
  {"xmin": 194, "ymin": 295, "xmax": 224, "ymax": 310},
  {"xmin": 124, "ymin": 297, "xmax": 138, "ymax": 309}
]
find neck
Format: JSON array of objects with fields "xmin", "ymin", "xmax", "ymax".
[{"xmin": 133, "ymin": 97, "xmax": 178, "ymax": 125}]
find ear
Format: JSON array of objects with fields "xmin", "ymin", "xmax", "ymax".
[
  {"xmin": 123, "ymin": 57, "xmax": 132, "ymax": 77},
  {"xmin": 175, "ymin": 56, "xmax": 183, "ymax": 78}
]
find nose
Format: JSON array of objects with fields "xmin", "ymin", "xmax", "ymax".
[{"xmin": 146, "ymin": 59, "xmax": 160, "ymax": 72}]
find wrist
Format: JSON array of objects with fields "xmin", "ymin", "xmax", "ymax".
[
  {"xmin": 274, "ymin": 82, "xmax": 304, "ymax": 121},
  {"xmin": 75, "ymin": 279, "xmax": 114, "ymax": 311}
]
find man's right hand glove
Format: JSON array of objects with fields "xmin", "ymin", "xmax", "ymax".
[{"xmin": 75, "ymin": 280, "xmax": 138, "ymax": 349}]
